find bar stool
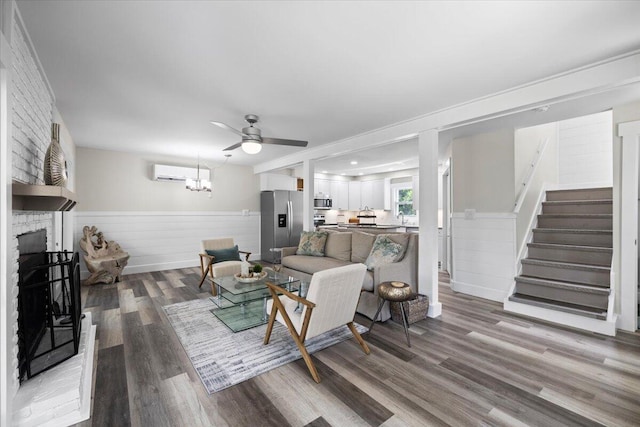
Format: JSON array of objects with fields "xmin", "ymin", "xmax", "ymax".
[{"xmin": 368, "ymin": 281, "xmax": 413, "ymax": 347}]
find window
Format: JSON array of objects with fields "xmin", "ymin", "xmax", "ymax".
[{"xmin": 393, "ymin": 184, "xmax": 416, "ymax": 216}]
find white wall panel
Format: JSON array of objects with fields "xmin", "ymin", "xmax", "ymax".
[
  {"xmin": 74, "ymin": 211, "xmax": 260, "ymax": 276},
  {"xmin": 558, "ymin": 111, "xmax": 613, "ymax": 186},
  {"xmin": 451, "ymin": 214, "xmax": 516, "ymax": 302}
]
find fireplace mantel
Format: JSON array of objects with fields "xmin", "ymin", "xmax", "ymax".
[{"xmin": 12, "ymin": 183, "xmax": 77, "ymax": 211}]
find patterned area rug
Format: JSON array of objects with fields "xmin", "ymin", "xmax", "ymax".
[{"xmin": 163, "ymin": 298, "xmax": 368, "ymax": 394}]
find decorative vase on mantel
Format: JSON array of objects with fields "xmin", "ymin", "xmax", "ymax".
[{"xmin": 44, "ymin": 122, "xmax": 68, "ymax": 187}]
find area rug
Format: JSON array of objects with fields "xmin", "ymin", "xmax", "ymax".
[{"xmin": 163, "ymin": 298, "xmax": 368, "ymax": 393}]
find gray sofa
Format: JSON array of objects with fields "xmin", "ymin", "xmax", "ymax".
[{"xmin": 281, "ymin": 229, "xmax": 418, "ymax": 321}]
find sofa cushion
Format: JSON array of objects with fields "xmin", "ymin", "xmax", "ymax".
[
  {"xmin": 351, "ymin": 232, "xmax": 376, "ymax": 263},
  {"xmin": 296, "ymin": 231, "xmax": 329, "ymax": 256},
  {"xmin": 282, "ymin": 255, "xmax": 352, "ymax": 275},
  {"xmin": 324, "ymin": 231, "xmax": 352, "ymax": 262},
  {"xmin": 365, "ymin": 235, "xmax": 406, "ymax": 271}
]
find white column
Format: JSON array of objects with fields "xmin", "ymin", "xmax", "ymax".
[
  {"xmin": 418, "ymin": 129, "xmax": 442, "ymax": 318},
  {"xmin": 302, "ymin": 159, "xmax": 315, "ymax": 231},
  {"xmin": 618, "ymin": 120, "xmax": 640, "ymax": 332}
]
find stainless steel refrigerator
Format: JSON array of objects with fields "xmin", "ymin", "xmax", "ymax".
[{"xmin": 261, "ymin": 190, "xmax": 304, "ymax": 264}]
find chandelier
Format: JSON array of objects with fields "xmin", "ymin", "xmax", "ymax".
[{"xmin": 185, "ymin": 157, "xmax": 211, "ymax": 192}]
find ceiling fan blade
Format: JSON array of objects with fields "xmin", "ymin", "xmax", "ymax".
[
  {"xmin": 210, "ymin": 121, "xmax": 246, "ymax": 137},
  {"xmin": 223, "ymin": 142, "xmax": 243, "ymax": 151},
  {"xmin": 261, "ymin": 137, "xmax": 308, "ymax": 148}
]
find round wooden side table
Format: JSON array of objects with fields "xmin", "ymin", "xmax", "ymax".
[{"xmin": 368, "ymin": 281, "xmax": 413, "ymax": 347}]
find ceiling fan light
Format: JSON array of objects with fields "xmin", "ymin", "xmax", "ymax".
[{"xmin": 242, "ymin": 141, "xmax": 262, "ymax": 154}]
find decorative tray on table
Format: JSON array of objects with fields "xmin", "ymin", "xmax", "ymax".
[{"xmin": 234, "ymin": 271, "xmax": 267, "ymax": 283}]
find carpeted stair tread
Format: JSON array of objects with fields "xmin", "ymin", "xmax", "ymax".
[
  {"xmin": 515, "ymin": 275, "xmax": 610, "ymax": 294},
  {"xmin": 521, "ymin": 258, "xmax": 610, "ymax": 272},
  {"xmin": 542, "ymin": 199, "xmax": 612, "ymax": 205},
  {"xmin": 538, "ymin": 213, "xmax": 613, "ymax": 219},
  {"xmin": 508, "ymin": 294, "xmax": 607, "ymax": 320},
  {"xmin": 533, "ymin": 228, "xmax": 612, "ymax": 235},
  {"xmin": 527, "ymin": 242, "xmax": 612, "ymax": 253}
]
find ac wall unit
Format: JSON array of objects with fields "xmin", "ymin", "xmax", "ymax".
[{"xmin": 153, "ymin": 164, "xmax": 210, "ymax": 182}]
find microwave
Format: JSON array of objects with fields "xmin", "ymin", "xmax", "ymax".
[{"xmin": 314, "ymin": 197, "xmax": 332, "ymax": 209}]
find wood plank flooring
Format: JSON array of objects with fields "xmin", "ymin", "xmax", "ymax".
[{"xmin": 74, "ymin": 269, "xmax": 640, "ymax": 427}]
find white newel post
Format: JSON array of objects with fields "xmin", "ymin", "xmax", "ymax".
[
  {"xmin": 419, "ymin": 129, "xmax": 442, "ymax": 317},
  {"xmin": 302, "ymin": 159, "xmax": 315, "ymax": 231},
  {"xmin": 618, "ymin": 120, "xmax": 640, "ymax": 332}
]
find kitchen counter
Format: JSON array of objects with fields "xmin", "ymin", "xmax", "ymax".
[{"xmin": 318, "ymin": 224, "xmax": 420, "ymax": 232}]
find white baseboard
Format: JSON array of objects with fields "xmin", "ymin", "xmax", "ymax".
[
  {"xmin": 450, "ymin": 280, "xmax": 507, "ymax": 302},
  {"xmin": 427, "ymin": 302, "xmax": 442, "ymax": 318},
  {"xmin": 504, "ymin": 299, "xmax": 617, "ymax": 336},
  {"xmin": 80, "ymin": 254, "xmax": 263, "ymax": 278}
]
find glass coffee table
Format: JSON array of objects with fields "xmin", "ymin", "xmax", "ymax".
[{"xmin": 210, "ymin": 270, "xmax": 300, "ymax": 332}]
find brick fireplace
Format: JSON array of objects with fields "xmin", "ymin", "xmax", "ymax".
[{"xmin": 3, "ymin": 5, "xmax": 92, "ymax": 426}]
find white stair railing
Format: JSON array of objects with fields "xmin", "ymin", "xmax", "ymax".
[{"xmin": 514, "ymin": 138, "xmax": 550, "ymax": 214}]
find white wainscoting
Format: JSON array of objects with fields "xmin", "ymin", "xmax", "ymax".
[
  {"xmin": 558, "ymin": 111, "xmax": 613, "ymax": 186},
  {"xmin": 451, "ymin": 213, "xmax": 516, "ymax": 302},
  {"xmin": 74, "ymin": 211, "xmax": 260, "ymax": 276}
]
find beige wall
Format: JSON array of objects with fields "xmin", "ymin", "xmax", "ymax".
[
  {"xmin": 76, "ymin": 148, "xmax": 260, "ymax": 211},
  {"xmin": 452, "ymin": 129, "xmax": 515, "ymax": 213}
]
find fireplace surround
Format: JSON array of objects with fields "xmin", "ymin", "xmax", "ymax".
[{"xmin": 17, "ymin": 229, "xmax": 81, "ymax": 381}]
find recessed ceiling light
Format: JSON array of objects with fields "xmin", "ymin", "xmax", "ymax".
[
  {"xmin": 341, "ymin": 173, "xmax": 346, "ymax": 176},
  {"xmin": 350, "ymin": 161, "xmax": 358, "ymax": 165},
  {"xmin": 358, "ymin": 172, "xmax": 363, "ymax": 176},
  {"xmin": 321, "ymin": 170, "xmax": 328, "ymax": 173},
  {"xmin": 388, "ymin": 168, "xmax": 395, "ymax": 171}
]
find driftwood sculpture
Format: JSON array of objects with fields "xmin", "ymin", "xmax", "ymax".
[{"xmin": 79, "ymin": 225, "xmax": 130, "ymax": 285}]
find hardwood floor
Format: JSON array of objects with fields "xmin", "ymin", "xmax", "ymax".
[{"xmin": 75, "ymin": 269, "xmax": 640, "ymax": 427}]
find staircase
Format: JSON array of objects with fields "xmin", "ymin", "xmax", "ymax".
[{"xmin": 507, "ymin": 187, "xmax": 614, "ymax": 331}]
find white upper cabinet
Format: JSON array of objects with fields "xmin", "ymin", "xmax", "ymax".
[
  {"xmin": 361, "ymin": 179, "xmax": 389, "ymax": 210},
  {"xmin": 330, "ymin": 180, "xmax": 349, "ymax": 210},
  {"xmin": 314, "ymin": 178, "xmax": 331, "ymax": 196},
  {"xmin": 360, "ymin": 181, "xmax": 373, "ymax": 208},
  {"xmin": 348, "ymin": 181, "xmax": 361, "ymax": 210}
]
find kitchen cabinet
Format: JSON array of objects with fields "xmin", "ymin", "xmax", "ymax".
[
  {"xmin": 330, "ymin": 180, "xmax": 349, "ymax": 210},
  {"xmin": 360, "ymin": 179, "xmax": 388, "ymax": 210},
  {"xmin": 360, "ymin": 181, "xmax": 373, "ymax": 208},
  {"xmin": 348, "ymin": 181, "xmax": 361, "ymax": 210},
  {"xmin": 314, "ymin": 178, "xmax": 331, "ymax": 197}
]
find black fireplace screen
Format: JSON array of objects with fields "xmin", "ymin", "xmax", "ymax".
[{"xmin": 18, "ymin": 230, "xmax": 82, "ymax": 381}]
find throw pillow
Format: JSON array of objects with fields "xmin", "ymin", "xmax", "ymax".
[
  {"xmin": 296, "ymin": 231, "xmax": 329, "ymax": 256},
  {"xmin": 379, "ymin": 233, "xmax": 410, "ymax": 262},
  {"xmin": 205, "ymin": 245, "xmax": 241, "ymax": 263},
  {"xmin": 365, "ymin": 235, "xmax": 405, "ymax": 271}
]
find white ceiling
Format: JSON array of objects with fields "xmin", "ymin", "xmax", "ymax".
[{"xmin": 16, "ymin": 1, "xmax": 640, "ymax": 170}]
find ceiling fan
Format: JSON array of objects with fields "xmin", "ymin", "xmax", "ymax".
[{"xmin": 210, "ymin": 114, "xmax": 308, "ymax": 154}]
